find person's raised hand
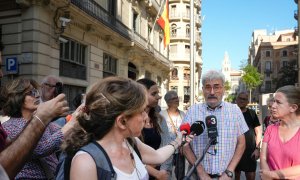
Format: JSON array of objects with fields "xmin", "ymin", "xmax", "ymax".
[{"xmin": 35, "ymin": 94, "xmax": 69, "ymax": 125}]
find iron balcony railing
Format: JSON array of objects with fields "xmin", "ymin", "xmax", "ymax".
[{"xmin": 71, "ymin": 0, "xmax": 168, "ymax": 63}]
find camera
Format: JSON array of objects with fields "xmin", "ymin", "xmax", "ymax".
[{"xmin": 55, "ymin": 82, "xmax": 63, "ymax": 97}]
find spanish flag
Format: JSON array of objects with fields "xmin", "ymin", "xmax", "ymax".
[{"xmin": 157, "ymin": 0, "xmax": 170, "ymax": 48}]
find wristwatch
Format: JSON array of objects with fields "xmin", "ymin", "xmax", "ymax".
[{"xmin": 225, "ymin": 169, "xmax": 233, "ymax": 178}]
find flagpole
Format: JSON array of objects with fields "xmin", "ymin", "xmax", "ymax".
[
  {"xmin": 146, "ymin": 0, "xmax": 166, "ymax": 48},
  {"xmin": 190, "ymin": 0, "xmax": 195, "ymax": 105}
]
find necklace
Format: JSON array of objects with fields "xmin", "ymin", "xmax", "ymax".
[
  {"xmin": 167, "ymin": 109, "xmax": 182, "ymax": 136},
  {"xmin": 125, "ymin": 140, "xmax": 141, "ymax": 180}
]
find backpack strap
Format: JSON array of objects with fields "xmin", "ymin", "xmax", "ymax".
[{"xmin": 80, "ymin": 141, "xmax": 116, "ymax": 180}]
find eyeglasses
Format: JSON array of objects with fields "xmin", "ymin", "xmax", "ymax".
[
  {"xmin": 204, "ymin": 85, "xmax": 223, "ymax": 92},
  {"xmin": 169, "ymin": 96, "xmax": 179, "ymax": 101},
  {"xmin": 238, "ymin": 97, "xmax": 248, "ymax": 101},
  {"xmin": 44, "ymin": 83, "xmax": 56, "ymax": 88},
  {"xmin": 25, "ymin": 89, "xmax": 40, "ymax": 97}
]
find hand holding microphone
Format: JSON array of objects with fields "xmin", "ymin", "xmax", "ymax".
[{"xmin": 179, "ymin": 121, "xmax": 205, "ymax": 146}]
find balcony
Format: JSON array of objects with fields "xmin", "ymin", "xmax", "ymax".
[
  {"xmin": 169, "ymin": 52, "xmax": 190, "ymax": 61},
  {"xmin": 170, "ymin": 33, "xmax": 190, "ymax": 40},
  {"xmin": 145, "ymin": 0, "xmax": 160, "ymax": 15},
  {"xmin": 295, "ymin": 10, "xmax": 298, "ymax": 20},
  {"xmin": 70, "ymin": 0, "xmax": 168, "ymax": 65},
  {"xmin": 182, "ymin": 13, "xmax": 190, "ymax": 21},
  {"xmin": 170, "ymin": 13, "xmax": 181, "ymax": 20},
  {"xmin": 71, "ymin": 0, "xmax": 131, "ymax": 40},
  {"xmin": 264, "ymin": 69, "xmax": 272, "ymax": 77}
]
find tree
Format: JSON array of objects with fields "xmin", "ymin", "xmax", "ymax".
[
  {"xmin": 275, "ymin": 60, "xmax": 298, "ymax": 89},
  {"xmin": 223, "ymin": 81, "xmax": 232, "ymax": 102},
  {"xmin": 241, "ymin": 64, "xmax": 263, "ymax": 103}
]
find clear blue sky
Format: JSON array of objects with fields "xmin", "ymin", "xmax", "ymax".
[{"xmin": 201, "ymin": 0, "xmax": 297, "ymax": 73}]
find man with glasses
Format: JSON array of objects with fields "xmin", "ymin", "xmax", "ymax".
[
  {"xmin": 182, "ymin": 70, "xmax": 248, "ymax": 179},
  {"xmin": 235, "ymin": 92, "xmax": 262, "ymax": 180},
  {"xmin": 41, "ymin": 75, "xmax": 63, "ymax": 102}
]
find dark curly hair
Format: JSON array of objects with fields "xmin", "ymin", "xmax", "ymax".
[
  {"xmin": 62, "ymin": 76, "xmax": 147, "ymax": 155},
  {"xmin": 0, "ymin": 79, "xmax": 39, "ymax": 117}
]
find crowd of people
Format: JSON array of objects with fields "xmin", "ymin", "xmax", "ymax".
[{"xmin": 0, "ymin": 40, "xmax": 300, "ymax": 180}]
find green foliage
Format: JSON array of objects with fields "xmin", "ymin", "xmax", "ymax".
[
  {"xmin": 276, "ymin": 60, "xmax": 298, "ymax": 89},
  {"xmin": 241, "ymin": 64, "xmax": 263, "ymax": 90},
  {"xmin": 224, "ymin": 93, "xmax": 236, "ymax": 103},
  {"xmin": 224, "ymin": 81, "xmax": 231, "ymax": 92}
]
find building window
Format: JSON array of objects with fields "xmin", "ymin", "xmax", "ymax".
[
  {"xmin": 186, "ymin": 24, "xmax": 190, "ymax": 37},
  {"xmin": 185, "ymin": 45, "xmax": 190, "ymax": 54},
  {"xmin": 170, "ymin": 44, "xmax": 177, "ymax": 53},
  {"xmin": 103, "ymin": 53, "xmax": 117, "ymax": 77},
  {"xmin": 282, "ymin": 61, "xmax": 288, "ymax": 67},
  {"xmin": 171, "ymin": 86, "xmax": 178, "ymax": 93},
  {"xmin": 265, "ymin": 81, "xmax": 271, "ymax": 91},
  {"xmin": 133, "ymin": 11, "xmax": 139, "ymax": 33},
  {"xmin": 157, "ymin": 76, "xmax": 162, "ymax": 86},
  {"xmin": 63, "ymin": 84, "xmax": 86, "ymax": 111},
  {"xmin": 171, "ymin": 24, "xmax": 177, "ymax": 37},
  {"xmin": 171, "ymin": 68, "xmax": 178, "ymax": 80},
  {"xmin": 128, "ymin": 62, "xmax": 138, "ymax": 80},
  {"xmin": 266, "ymin": 51, "xmax": 271, "ymax": 57},
  {"xmin": 148, "ymin": 25, "xmax": 152, "ymax": 41},
  {"xmin": 265, "ymin": 61, "xmax": 271, "ymax": 71},
  {"xmin": 59, "ymin": 37, "xmax": 86, "ymax": 80},
  {"xmin": 185, "ymin": 5, "xmax": 190, "ymax": 18},
  {"xmin": 170, "ymin": 5, "xmax": 176, "ymax": 17},
  {"xmin": 184, "ymin": 86, "xmax": 190, "ymax": 103},
  {"xmin": 159, "ymin": 36, "xmax": 163, "ymax": 52},
  {"xmin": 145, "ymin": 71, "xmax": 152, "ymax": 79},
  {"xmin": 282, "ymin": 50, "xmax": 288, "ymax": 57},
  {"xmin": 183, "ymin": 68, "xmax": 190, "ymax": 80}
]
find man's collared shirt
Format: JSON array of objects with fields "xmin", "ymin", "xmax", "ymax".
[{"xmin": 182, "ymin": 101, "xmax": 249, "ymax": 175}]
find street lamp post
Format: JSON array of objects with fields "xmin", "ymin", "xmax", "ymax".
[{"xmin": 190, "ymin": 0, "xmax": 195, "ymax": 105}]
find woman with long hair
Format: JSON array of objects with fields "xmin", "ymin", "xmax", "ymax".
[
  {"xmin": 63, "ymin": 77, "xmax": 185, "ymax": 180},
  {"xmin": 137, "ymin": 78, "xmax": 172, "ymax": 180}
]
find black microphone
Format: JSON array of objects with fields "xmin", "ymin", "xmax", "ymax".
[
  {"xmin": 190, "ymin": 121, "xmax": 205, "ymax": 136},
  {"xmin": 181, "ymin": 121, "xmax": 205, "ymax": 146},
  {"xmin": 205, "ymin": 115, "xmax": 218, "ymax": 145}
]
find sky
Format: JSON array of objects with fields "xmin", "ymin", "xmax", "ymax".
[{"xmin": 201, "ymin": 0, "xmax": 297, "ymax": 73}]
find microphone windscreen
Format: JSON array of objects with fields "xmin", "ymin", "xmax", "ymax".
[
  {"xmin": 205, "ymin": 115, "xmax": 218, "ymax": 139},
  {"xmin": 190, "ymin": 121, "xmax": 205, "ymax": 136},
  {"xmin": 180, "ymin": 123, "xmax": 191, "ymax": 134}
]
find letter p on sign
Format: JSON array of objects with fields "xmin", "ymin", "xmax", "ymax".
[{"xmin": 6, "ymin": 57, "xmax": 18, "ymax": 74}]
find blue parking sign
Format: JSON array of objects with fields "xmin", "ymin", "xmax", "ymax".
[{"xmin": 6, "ymin": 57, "xmax": 18, "ymax": 74}]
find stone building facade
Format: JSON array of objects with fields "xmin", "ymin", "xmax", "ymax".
[{"xmin": 0, "ymin": 0, "xmax": 171, "ymax": 108}]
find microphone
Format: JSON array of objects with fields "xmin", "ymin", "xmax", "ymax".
[
  {"xmin": 180, "ymin": 123, "xmax": 191, "ymax": 134},
  {"xmin": 190, "ymin": 121, "xmax": 205, "ymax": 136},
  {"xmin": 180, "ymin": 123, "xmax": 191, "ymax": 145},
  {"xmin": 205, "ymin": 115, "xmax": 218, "ymax": 145},
  {"xmin": 180, "ymin": 121, "xmax": 205, "ymax": 146}
]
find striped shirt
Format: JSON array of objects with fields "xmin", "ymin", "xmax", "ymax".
[{"xmin": 182, "ymin": 101, "xmax": 248, "ymax": 175}]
